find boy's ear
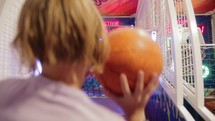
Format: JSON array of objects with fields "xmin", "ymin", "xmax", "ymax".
[{"xmin": 88, "ymin": 66, "xmax": 94, "ymax": 73}]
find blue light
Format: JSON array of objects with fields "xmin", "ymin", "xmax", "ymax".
[{"xmin": 202, "ymin": 65, "xmax": 209, "ymax": 78}]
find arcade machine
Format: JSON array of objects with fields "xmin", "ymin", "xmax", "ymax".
[{"xmin": 0, "ymin": 0, "xmax": 214, "ymax": 120}]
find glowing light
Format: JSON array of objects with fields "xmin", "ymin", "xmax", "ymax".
[
  {"xmin": 197, "ymin": 25, "xmax": 205, "ymax": 34},
  {"xmin": 105, "ymin": 28, "xmax": 108, "ymax": 33},
  {"xmin": 104, "ymin": 20, "xmax": 120, "ymax": 27},
  {"xmin": 34, "ymin": 60, "xmax": 42, "ymax": 76},
  {"xmin": 202, "ymin": 65, "xmax": 209, "ymax": 78}
]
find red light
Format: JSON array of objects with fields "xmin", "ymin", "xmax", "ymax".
[
  {"xmin": 197, "ymin": 25, "xmax": 205, "ymax": 34},
  {"xmin": 94, "ymin": 0, "xmax": 108, "ymax": 6},
  {"xmin": 178, "ymin": 19, "xmax": 188, "ymax": 24},
  {"xmin": 104, "ymin": 20, "xmax": 120, "ymax": 27}
]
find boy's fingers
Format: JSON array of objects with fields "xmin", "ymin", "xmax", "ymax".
[
  {"xmin": 120, "ymin": 73, "xmax": 131, "ymax": 97},
  {"xmin": 141, "ymin": 74, "xmax": 159, "ymax": 106},
  {"xmin": 134, "ymin": 71, "xmax": 144, "ymax": 98}
]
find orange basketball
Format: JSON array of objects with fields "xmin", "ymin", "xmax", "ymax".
[{"xmin": 96, "ymin": 28, "xmax": 163, "ymax": 96}]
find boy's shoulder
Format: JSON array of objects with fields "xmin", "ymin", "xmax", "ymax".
[
  {"xmin": 0, "ymin": 77, "xmax": 31, "ymax": 90},
  {"xmin": 0, "ymin": 77, "xmax": 31, "ymax": 105},
  {"xmin": 0, "ymin": 76, "xmax": 125, "ymax": 121}
]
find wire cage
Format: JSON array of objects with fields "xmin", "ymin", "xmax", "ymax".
[
  {"xmin": 136, "ymin": 0, "xmax": 214, "ymax": 120},
  {"xmin": 137, "ymin": 0, "xmax": 183, "ymax": 106},
  {"xmin": 136, "ymin": 0, "xmax": 193, "ymax": 120},
  {"xmin": 174, "ymin": 0, "xmax": 214, "ymax": 120},
  {"xmin": 137, "ymin": 0, "xmax": 182, "ymax": 93},
  {"xmin": 174, "ymin": 0, "xmax": 202, "ymax": 93},
  {"xmin": 0, "ymin": 0, "xmax": 28, "ymax": 80}
]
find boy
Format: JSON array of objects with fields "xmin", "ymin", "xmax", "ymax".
[{"xmin": 0, "ymin": 0, "xmax": 159, "ymax": 121}]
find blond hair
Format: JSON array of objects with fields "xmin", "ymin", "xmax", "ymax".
[{"xmin": 13, "ymin": 0, "xmax": 109, "ymax": 73}]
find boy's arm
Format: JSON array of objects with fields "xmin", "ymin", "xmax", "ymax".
[{"xmin": 105, "ymin": 71, "xmax": 159, "ymax": 121}]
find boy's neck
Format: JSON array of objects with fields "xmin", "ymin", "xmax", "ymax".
[{"xmin": 41, "ymin": 63, "xmax": 87, "ymax": 89}]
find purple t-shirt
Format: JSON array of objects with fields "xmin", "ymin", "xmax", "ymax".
[{"xmin": 0, "ymin": 76, "xmax": 125, "ymax": 121}]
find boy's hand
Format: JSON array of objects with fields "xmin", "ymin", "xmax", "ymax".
[{"xmin": 105, "ymin": 71, "xmax": 159, "ymax": 121}]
